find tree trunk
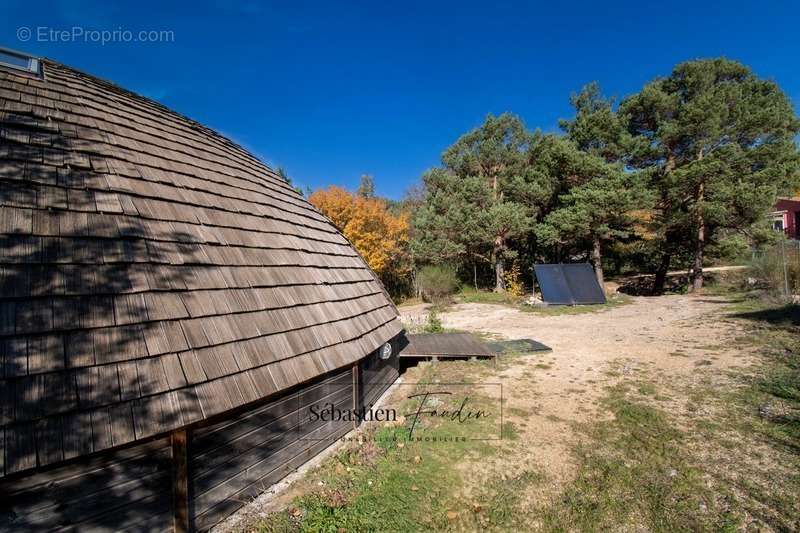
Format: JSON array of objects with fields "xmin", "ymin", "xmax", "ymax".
[
  {"xmin": 493, "ymin": 237, "xmax": 505, "ymax": 292},
  {"xmin": 653, "ymin": 152, "xmax": 677, "ymax": 295},
  {"xmin": 653, "ymin": 251, "xmax": 671, "ymax": 295},
  {"xmin": 491, "ymin": 170, "xmax": 505, "ymax": 292},
  {"xmin": 690, "ymin": 150, "xmax": 705, "ymax": 292},
  {"xmin": 494, "ymin": 259, "xmax": 505, "ymax": 292},
  {"xmin": 591, "ymin": 236, "xmax": 604, "ymax": 290},
  {"xmin": 473, "ymin": 261, "xmax": 478, "ymax": 290},
  {"xmin": 691, "ymin": 184, "xmax": 705, "ymax": 292}
]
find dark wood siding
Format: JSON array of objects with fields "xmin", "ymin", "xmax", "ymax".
[
  {"xmin": 189, "ymin": 335, "xmax": 402, "ymax": 531},
  {"xmin": 188, "ymin": 367, "xmax": 355, "ymax": 531},
  {"xmin": 0, "ymin": 437, "xmax": 172, "ymax": 532},
  {"xmin": 0, "ymin": 333, "xmax": 404, "ymax": 532},
  {"xmin": 358, "ymin": 336, "xmax": 401, "ymax": 411}
]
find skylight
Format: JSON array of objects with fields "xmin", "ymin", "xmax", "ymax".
[{"xmin": 0, "ymin": 47, "xmax": 40, "ymax": 75}]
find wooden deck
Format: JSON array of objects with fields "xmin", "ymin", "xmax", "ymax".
[{"xmin": 399, "ymin": 333, "xmax": 495, "ymax": 359}]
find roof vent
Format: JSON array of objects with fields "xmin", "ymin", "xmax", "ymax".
[{"xmin": 0, "ymin": 47, "xmax": 40, "ymax": 75}]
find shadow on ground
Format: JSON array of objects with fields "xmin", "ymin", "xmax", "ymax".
[
  {"xmin": 617, "ymin": 274, "xmax": 695, "ymax": 296},
  {"xmin": 730, "ymin": 304, "xmax": 800, "ymax": 328}
]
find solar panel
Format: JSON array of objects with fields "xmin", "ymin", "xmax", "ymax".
[
  {"xmin": 562, "ymin": 263, "xmax": 606, "ymax": 304},
  {"xmin": 533, "ymin": 264, "xmax": 575, "ymax": 304},
  {"xmin": 533, "ymin": 263, "xmax": 606, "ymax": 305}
]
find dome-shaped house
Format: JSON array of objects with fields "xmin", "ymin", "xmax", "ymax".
[{"xmin": 0, "ymin": 48, "xmax": 403, "ymax": 531}]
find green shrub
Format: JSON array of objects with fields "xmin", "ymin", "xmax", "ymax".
[
  {"xmin": 422, "ymin": 309, "xmax": 444, "ymax": 333},
  {"xmin": 416, "ymin": 265, "xmax": 459, "ymax": 304}
]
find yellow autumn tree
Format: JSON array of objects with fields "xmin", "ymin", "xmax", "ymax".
[{"xmin": 309, "ymin": 186, "xmax": 411, "ymax": 293}]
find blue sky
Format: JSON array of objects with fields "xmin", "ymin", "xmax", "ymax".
[{"xmin": 3, "ymin": 1, "xmax": 799, "ymax": 199}]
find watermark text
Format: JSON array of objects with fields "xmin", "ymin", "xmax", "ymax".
[{"xmin": 17, "ymin": 26, "xmax": 175, "ymax": 45}]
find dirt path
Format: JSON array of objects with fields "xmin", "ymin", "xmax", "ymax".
[{"xmin": 399, "ymin": 295, "xmax": 752, "ymax": 489}]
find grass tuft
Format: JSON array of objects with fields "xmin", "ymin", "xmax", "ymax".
[{"xmin": 540, "ymin": 388, "xmax": 740, "ymax": 532}]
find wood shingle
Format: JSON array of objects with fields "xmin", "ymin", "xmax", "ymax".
[{"xmin": 0, "ymin": 57, "xmax": 401, "ymax": 478}]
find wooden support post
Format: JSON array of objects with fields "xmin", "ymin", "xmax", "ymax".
[
  {"xmin": 352, "ymin": 364, "xmax": 359, "ymax": 430},
  {"xmin": 172, "ymin": 429, "xmax": 189, "ymax": 533}
]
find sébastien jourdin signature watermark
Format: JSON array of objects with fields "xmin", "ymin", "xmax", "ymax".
[
  {"xmin": 17, "ymin": 26, "xmax": 175, "ymax": 45},
  {"xmin": 303, "ymin": 383, "xmax": 503, "ymax": 443},
  {"xmin": 308, "ymin": 391, "xmax": 490, "ymax": 438}
]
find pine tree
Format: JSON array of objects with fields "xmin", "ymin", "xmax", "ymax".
[
  {"xmin": 621, "ymin": 58, "xmax": 800, "ymax": 291},
  {"xmin": 439, "ymin": 113, "xmax": 538, "ymax": 291},
  {"xmin": 537, "ymin": 84, "xmax": 647, "ymax": 286},
  {"xmin": 559, "ymin": 81, "xmax": 629, "ymax": 163},
  {"xmin": 537, "ymin": 167, "xmax": 650, "ymax": 287},
  {"xmin": 410, "ymin": 169, "xmax": 491, "ymax": 273}
]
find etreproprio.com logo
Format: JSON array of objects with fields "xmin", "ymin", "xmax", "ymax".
[{"xmin": 17, "ymin": 26, "xmax": 175, "ymax": 45}]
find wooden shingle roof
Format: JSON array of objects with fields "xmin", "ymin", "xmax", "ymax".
[{"xmin": 0, "ymin": 59, "xmax": 401, "ymax": 477}]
